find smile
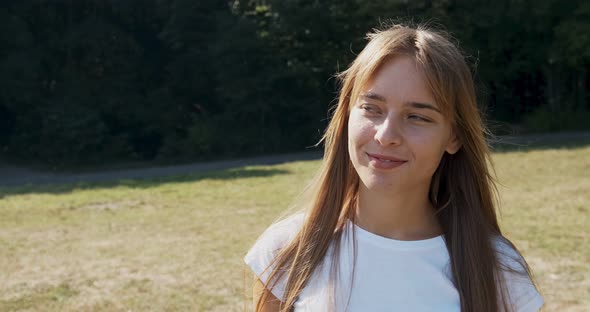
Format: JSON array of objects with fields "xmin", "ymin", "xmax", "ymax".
[{"xmin": 366, "ymin": 153, "xmax": 407, "ymax": 169}]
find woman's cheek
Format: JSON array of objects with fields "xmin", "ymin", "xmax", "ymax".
[
  {"xmin": 348, "ymin": 113, "xmax": 362, "ymax": 140},
  {"xmin": 406, "ymin": 125, "xmax": 439, "ymax": 143},
  {"xmin": 351, "ymin": 121, "xmax": 373, "ymax": 145}
]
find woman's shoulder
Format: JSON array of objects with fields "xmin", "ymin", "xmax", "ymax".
[
  {"xmin": 255, "ymin": 212, "xmax": 306, "ymax": 250},
  {"xmin": 491, "ymin": 235, "xmax": 544, "ymax": 312},
  {"xmin": 267, "ymin": 212, "xmax": 306, "ymax": 234},
  {"xmin": 492, "ymin": 236, "xmax": 527, "ymax": 270},
  {"xmin": 246, "ymin": 212, "xmax": 306, "ymax": 257},
  {"xmin": 244, "ymin": 212, "xmax": 306, "ymax": 300}
]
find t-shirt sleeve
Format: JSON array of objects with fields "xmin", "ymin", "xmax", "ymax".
[
  {"xmin": 244, "ymin": 213, "xmax": 305, "ymax": 301},
  {"xmin": 494, "ymin": 237, "xmax": 544, "ymax": 312}
]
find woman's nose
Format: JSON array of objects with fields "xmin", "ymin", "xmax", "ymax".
[{"xmin": 374, "ymin": 115, "xmax": 403, "ymax": 146}]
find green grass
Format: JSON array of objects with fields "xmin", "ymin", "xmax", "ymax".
[{"xmin": 1, "ymin": 144, "xmax": 589, "ymax": 311}]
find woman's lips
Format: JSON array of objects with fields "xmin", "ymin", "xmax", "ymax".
[{"xmin": 366, "ymin": 153, "xmax": 407, "ymax": 170}]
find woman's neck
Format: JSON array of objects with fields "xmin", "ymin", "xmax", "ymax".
[{"xmin": 354, "ymin": 183, "xmax": 442, "ymax": 241}]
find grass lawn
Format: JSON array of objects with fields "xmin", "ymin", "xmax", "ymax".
[{"xmin": 1, "ymin": 143, "xmax": 588, "ymax": 311}]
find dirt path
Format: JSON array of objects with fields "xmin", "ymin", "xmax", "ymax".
[{"xmin": 1, "ymin": 131, "xmax": 589, "ymax": 187}]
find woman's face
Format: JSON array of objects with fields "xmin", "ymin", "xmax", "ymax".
[{"xmin": 347, "ymin": 56, "xmax": 461, "ymax": 193}]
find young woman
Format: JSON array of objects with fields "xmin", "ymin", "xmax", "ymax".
[{"xmin": 244, "ymin": 23, "xmax": 544, "ymax": 312}]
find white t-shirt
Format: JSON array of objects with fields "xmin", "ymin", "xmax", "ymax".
[{"xmin": 244, "ymin": 213, "xmax": 544, "ymax": 312}]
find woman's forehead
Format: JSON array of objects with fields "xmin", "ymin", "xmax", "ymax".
[{"xmin": 356, "ymin": 57, "xmax": 436, "ymax": 104}]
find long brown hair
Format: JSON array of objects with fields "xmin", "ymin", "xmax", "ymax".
[{"xmin": 256, "ymin": 23, "xmax": 538, "ymax": 312}]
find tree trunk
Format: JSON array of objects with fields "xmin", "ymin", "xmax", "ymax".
[{"xmin": 543, "ymin": 64, "xmax": 558, "ymax": 111}]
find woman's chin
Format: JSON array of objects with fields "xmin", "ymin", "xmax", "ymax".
[{"xmin": 360, "ymin": 176, "xmax": 398, "ymax": 192}]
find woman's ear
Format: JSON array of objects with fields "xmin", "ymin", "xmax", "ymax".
[{"xmin": 445, "ymin": 131, "xmax": 462, "ymax": 155}]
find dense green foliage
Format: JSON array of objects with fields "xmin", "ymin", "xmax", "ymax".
[{"xmin": 0, "ymin": 0, "xmax": 588, "ymax": 166}]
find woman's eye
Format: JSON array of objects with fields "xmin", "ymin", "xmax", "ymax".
[
  {"xmin": 360, "ymin": 104, "xmax": 380, "ymax": 114},
  {"xmin": 408, "ymin": 114, "xmax": 431, "ymax": 122}
]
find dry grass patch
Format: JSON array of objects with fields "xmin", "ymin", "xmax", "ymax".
[{"xmin": 0, "ymin": 146, "xmax": 588, "ymax": 311}]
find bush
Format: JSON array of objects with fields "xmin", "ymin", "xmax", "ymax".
[{"xmin": 523, "ymin": 107, "xmax": 590, "ymax": 132}]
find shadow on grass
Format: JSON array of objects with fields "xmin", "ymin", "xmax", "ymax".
[
  {"xmin": 0, "ymin": 167, "xmax": 291, "ymax": 198},
  {"xmin": 1, "ymin": 133, "xmax": 589, "ymax": 198}
]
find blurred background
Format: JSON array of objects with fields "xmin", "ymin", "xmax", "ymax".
[
  {"xmin": 1, "ymin": 0, "xmax": 588, "ymax": 169},
  {"xmin": 1, "ymin": 1, "xmax": 589, "ymax": 311}
]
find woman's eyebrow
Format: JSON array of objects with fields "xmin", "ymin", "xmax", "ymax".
[
  {"xmin": 406, "ymin": 102, "xmax": 441, "ymax": 113},
  {"xmin": 361, "ymin": 92, "xmax": 441, "ymax": 113},
  {"xmin": 360, "ymin": 92, "xmax": 386, "ymax": 102}
]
